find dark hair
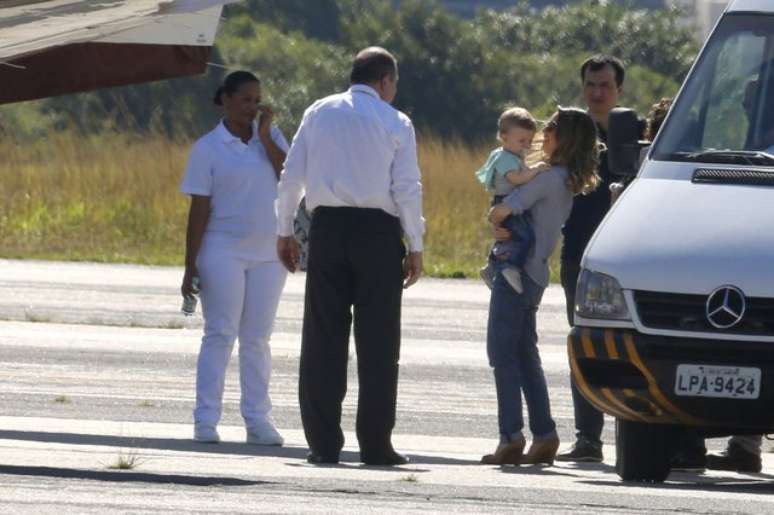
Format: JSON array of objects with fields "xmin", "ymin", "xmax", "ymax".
[
  {"xmin": 213, "ymin": 70, "xmax": 260, "ymax": 106},
  {"xmin": 645, "ymin": 97, "xmax": 672, "ymax": 140},
  {"xmin": 544, "ymin": 107, "xmax": 600, "ymax": 195},
  {"xmin": 350, "ymin": 47, "xmax": 397, "ymax": 85},
  {"xmin": 580, "ymin": 55, "xmax": 625, "ymax": 87}
]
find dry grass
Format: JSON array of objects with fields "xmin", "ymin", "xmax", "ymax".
[
  {"xmin": 106, "ymin": 450, "xmax": 143, "ymax": 470},
  {"xmin": 0, "ymin": 131, "xmax": 188, "ymax": 265},
  {"xmin": 0, "ymin": 131, "xmax": 560, "ymax": 280}
]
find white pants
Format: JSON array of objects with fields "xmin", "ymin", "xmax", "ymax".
[{"xmin": 194, "ymin": 237, "xmax": 287, "ymax": 428}]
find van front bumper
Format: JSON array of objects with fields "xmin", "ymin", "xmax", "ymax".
[{"xmin": 568, "ymin": 327, "xmax": 774, "ymax": 430}]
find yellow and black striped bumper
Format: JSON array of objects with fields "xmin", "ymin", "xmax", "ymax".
[{"xmin": 569, "ymin": 327, "xmax": 774, "ymax": 430}]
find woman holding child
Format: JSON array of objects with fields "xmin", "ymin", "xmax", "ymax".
[{"xmin": 480, "ymin": 107, "xmax": 600, "ymax": 466}]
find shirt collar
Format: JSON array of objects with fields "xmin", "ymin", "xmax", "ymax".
[
  {"xmin": 217, "ymin": 119, "xmax": 258, "ymax": 144},
  {"xmin": 350, "ymin": 84, "xmax": 381, "ymax": 99}
]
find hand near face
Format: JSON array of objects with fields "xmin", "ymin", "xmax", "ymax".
[{"xmin": 257, "ymin": 104, "xmax": 274, "ymax": 139}]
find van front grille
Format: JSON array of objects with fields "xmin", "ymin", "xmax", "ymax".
[
  {"xmin": 633, "ymin": 290, "xmax": 774, "ymax": 337},
  {"xmin": 692, "ymin": 168, "xmax": 774, "ymax": 186}
]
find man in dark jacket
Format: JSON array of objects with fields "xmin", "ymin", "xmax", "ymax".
[{"xmin": 556, "ymin": 55, "xmax": 624, "ymax": 463}]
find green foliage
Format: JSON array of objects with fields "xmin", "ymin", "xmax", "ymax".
[
  {"xmin": 216, "ymin": 18, "xmax": 350, "ymax": 139},
  {"xmin": 226, "ymin": 0, "xmax": 342, "ymax": 41},
  {"xmin": 477, "ymin": 1, "xmax": 696, "ymax": 82},
  {"xmin": 1, "ymin": 0, "xmax": 697, "ymax": 142}
]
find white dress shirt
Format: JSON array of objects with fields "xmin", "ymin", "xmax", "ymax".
[{"xmin": 276, "ymin": 84, "xmax": 425, "ymax": 252}]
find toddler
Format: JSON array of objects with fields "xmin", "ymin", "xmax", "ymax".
[{"xmin": 476, "ymin": 107, "xmax": 548, "ymax": 293}]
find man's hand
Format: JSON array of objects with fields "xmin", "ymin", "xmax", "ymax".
[
  {"xmin": 488, "ymin": 203, "xmax": 513, "ymax": 224},
  {"xmin": 403, "ymin": 251, "xmax": 423, "ymax": 289},
  {"xmin": 277, "ymin": 236, "xmax": 300, "ymax": 272},
  {"xmin": 257, "ymin": 104, "xmax": 275, "ymax": 140}
]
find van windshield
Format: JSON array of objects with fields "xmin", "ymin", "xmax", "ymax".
[{"xmin": 652, "ymin": 13, "xmax": 774, "ymax": 166}]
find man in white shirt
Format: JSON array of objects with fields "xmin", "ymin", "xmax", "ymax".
[{"xmin": 276, "ymin": 47, "xmax": 424, "ymax": 466}]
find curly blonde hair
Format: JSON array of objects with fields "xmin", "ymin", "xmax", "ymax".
[{"xmin": 544, "ymin": 107, "xmax": 600, "ymax": 195}]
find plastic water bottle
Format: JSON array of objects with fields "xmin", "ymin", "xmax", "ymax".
[{"xmin": 181, "ymin": 276, "xmax": 200, "ymax": 316}]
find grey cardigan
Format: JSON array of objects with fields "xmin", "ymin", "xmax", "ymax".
[{"xmin": 504, "ymin": 165, "xmax": 574, "ymax": 288}]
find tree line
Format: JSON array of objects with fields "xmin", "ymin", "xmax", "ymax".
[{"xmin": 1, "ymin": 0, "xmax": 697, "ymax": 143}]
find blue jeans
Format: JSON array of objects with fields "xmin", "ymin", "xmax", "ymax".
[{"xmin": 487, "ymin": 271, "xmax": 556, "ymax": 440}]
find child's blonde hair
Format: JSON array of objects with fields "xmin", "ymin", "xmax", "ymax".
[
  {"xmin": 543, "ymin": 107, "xmax": 600, "ymax": 195},
  {"xmin": 497, "ymin": 107, "xmax": 538, "ymax": 140}
]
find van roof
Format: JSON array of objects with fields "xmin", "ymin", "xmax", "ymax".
[{"xmin": 728, "ymin": 0, "xmax": 774, "ymax": 13}]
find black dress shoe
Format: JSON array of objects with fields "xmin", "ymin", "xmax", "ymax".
[
  {"xmin": 706, "ymin": 444, "xmax": 762, "ymax": 473},
  {"xmin": 670, "ymin": 449, "xmax": 706, "ymax": 472},
  {"xmin": 555, "ymin": 437, "xmax": 603, "ymax": 463},
  {"xmin": 306, "ymin": 451, "xmax": 339, "ymax": 465},
  {"xmin": 361, "ymin": 449, "xmax": 409, "ymax": 466}
]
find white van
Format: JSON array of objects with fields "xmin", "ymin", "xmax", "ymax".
[{"xmin": 569, "ymin": 0, "xmax": 774, "ymax": 482}]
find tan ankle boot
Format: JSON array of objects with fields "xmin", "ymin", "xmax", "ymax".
[
  {"xmin": 481, "ymin": 437, "xmax": 526, "ymax": 465},
  {"xmin": 521, "ymin": 437, "xmax": 560, "ymax": 466}
]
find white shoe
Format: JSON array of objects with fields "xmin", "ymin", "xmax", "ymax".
[
  {"xmin": 246, "ymin": 420, "xmax": 284, "ymax": 446},
  {"xmin": 479, "ymin": 264, "xmax": 494, "ymax": 290},
  {"xmin": 193, "ymin": 424, "xmax": 220, "ymax": 443},
  {"xmin": 501, "ymin": 267, "xmax": 523, "ymax": 294}
]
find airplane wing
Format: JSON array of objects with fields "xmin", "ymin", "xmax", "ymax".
[{"xmin": 0, "ymin": 0, "xmax": 238, "ymax": 104}]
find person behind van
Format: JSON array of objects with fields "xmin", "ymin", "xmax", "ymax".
[
  {"xmin": 556, "ymin": 55, "xmax": 624, "ymax": 464},
  {"xmin": 610, "ymin": 97, "xmax": 671, "ymax": 205},
  {"xmin": 744, "ymin": 77, "xmax": 774, "ymax": 154}
]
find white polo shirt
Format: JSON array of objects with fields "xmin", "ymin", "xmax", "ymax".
[
  {"xmin": 181, "ymin": 120, "xmax": 289, "ymax": 261},
  {"xmin": 276, "ymin": 84, "xmax": 425, "ymax": 252}
]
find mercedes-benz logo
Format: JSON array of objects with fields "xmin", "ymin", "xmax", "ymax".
[{"xmin": 706, "ymin": 285, "xmax": 746, "ymax": 329}]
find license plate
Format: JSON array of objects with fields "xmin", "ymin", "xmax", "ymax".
[{"xmin": 675, "ymin": 364, "xmax": 761, "ymax": 399}]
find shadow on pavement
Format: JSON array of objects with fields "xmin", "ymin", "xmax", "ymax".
[
  {"xmin": 496, "ymin": 465, "xmax": 578, "ymax": 478},
  {"xmin": 555, "ymin": 461, "xmax": 616, "ymax": 473},
  {"xmin": 0, "ymin": 429, "xmax": 480, "ymax": 466},
  {"xmin": 0, "ymin": 464, "xmax": 266, "ymax": 486},
  {"xmin": 581, "ymin": 472, "xmax": 774, "ymax": 495}
]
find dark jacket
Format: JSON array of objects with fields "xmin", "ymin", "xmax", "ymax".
[{"xmin": 560, "ymin": 124, "xmax": 613, "ymax": 264}]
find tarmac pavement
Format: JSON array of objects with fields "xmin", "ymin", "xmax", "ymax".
[{"xmin": 1, "ymin": 259, "xmax": 774, "ymax": 513}]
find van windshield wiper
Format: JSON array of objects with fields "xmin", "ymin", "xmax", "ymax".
[{"xmin": 670, "ymin": 150, "xmax": 774, "ymax": 166}]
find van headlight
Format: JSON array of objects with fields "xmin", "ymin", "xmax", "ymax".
[{"xmin": 575, "ymin": 269, "xmax": 631, "ymax": 320}]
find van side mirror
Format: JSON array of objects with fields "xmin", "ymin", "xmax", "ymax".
[{"xmin": 607, "ymin": 108, "xmax": 647, "ymax": 177}]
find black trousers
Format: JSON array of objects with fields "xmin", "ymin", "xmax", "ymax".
[
  {"xmin": 299, "ymin": 207, "xmax": 406, "ymax": 457},
  {"xmin": 561, "ymin": 259, "xmax": 604, "ymax": 444}
]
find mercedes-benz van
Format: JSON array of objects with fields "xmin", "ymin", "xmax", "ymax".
[{"xmin": 568, "ymin": 0, "xmax": 774, "ymax": 481}]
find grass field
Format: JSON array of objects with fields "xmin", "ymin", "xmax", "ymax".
[{"xmin": 0, "ymin": 131, "xmax": 561, "ymax": 281}]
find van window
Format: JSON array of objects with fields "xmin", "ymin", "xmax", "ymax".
[{"xmin": 652, "ymin": 14, "xmax": 774, "ymax": 166}]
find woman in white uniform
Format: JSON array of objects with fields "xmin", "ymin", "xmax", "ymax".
[{"xmin": 180, "ymin": 71, "xmax": 289, "ymax": 445}]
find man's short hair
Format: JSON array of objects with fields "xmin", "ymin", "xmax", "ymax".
[
  {"xmin": 498, "ymin": 107, "xmax": 537, "ymax": 134},
  {"xmin": 350, "ymin": 47, "xmax": 398, "ymax": 85},
  {"xmin": 580, "ymin": 55, "xmax": 625, "ymax": 87}
]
